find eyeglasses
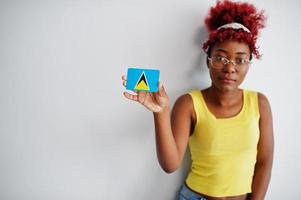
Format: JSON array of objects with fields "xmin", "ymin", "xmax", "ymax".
[{"xmin": 208, "ymin": 56, "xmax": 252, "ymax": 70}]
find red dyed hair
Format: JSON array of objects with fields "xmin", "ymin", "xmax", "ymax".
[{"xmin": 203, "ymin": 0, "xmax": 266, "ymax": 59}]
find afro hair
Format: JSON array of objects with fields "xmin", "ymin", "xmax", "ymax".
[{"xmin": 203, "ymin": 0, "xmax": 267, "ymax": 59}]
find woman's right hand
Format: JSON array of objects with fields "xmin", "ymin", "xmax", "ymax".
[{"xmin": 121, "ymin": 75, "xmax": 170, "ymax": 113}]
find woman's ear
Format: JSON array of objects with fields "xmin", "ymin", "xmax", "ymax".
[{"xmin": 206, "ymin": 56, "xmax": 210, "ymax": 68}]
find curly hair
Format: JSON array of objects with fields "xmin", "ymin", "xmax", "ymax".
[{"xmin": 203, "ymin": 0, "xmax": 266, "ymax": 59}]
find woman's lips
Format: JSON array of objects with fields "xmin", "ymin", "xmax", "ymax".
[{"xmin": 219, "ymin": 78, "xmax": 236, "ymax": 84}]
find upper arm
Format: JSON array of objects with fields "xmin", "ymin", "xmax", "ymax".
[
  {"xmin": 171, "ymin": 94, "xmax": 194, "ymax": 165},
  {"xmin": 257, "ymin": 92, "xmax": 274, "ymax": 165}
]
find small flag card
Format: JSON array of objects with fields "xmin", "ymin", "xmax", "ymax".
[{"xmin": 126, "ymin": 67, "xmax": 160, "ymax": 92}]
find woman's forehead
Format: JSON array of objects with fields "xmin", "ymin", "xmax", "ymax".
[{"xmin": 211, "ymin": 40, "xmax": 251, "ymax": 55}]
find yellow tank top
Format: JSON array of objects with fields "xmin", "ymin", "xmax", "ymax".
[{"xmin": 185, "ymin": 89, "xmax": 260, "ymax": 197}]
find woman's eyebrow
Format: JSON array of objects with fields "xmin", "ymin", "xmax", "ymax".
[
  {"xmin": 215, "ymin": 49, "xmax": 227, "ymax": 53},
  {"xmin": 236, "ymin": 52, "xmax": 248, "ymax": 55},
  {"xmin": 215, "ymin": 49, "xmax": 248, "ymax": 55}
]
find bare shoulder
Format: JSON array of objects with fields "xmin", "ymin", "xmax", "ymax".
[
  {"xmin": 173, "ymin": 93, "xmax": 194, "ymax": 113},
  {"xmin": 257, "ymin": 92, "xmax": 270, "ymax": 105},
  {"xmin": 257, "ymin": 92, "xmax": 272, "ymax": 115},
  {"xmin": 172, "ymin": 93, "xmax": 195, "ymax": 120},
  {"xmin": 174, "ymin": 93, "xmax": 193, "ymax": 107},
  {"xmin": 171, "ymin": 93, "xmax": 196, "ymax": 136}
]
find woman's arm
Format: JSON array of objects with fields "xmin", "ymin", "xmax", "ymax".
[
  {"xmin": 122, "ymin": 75, "xmax": 193, "ymax": 174},
  {"xmin": 153, "ymin": 93, "xmax": 193, "ymax": 173},
  {"xmin": 248, "ymin": 93, "xmax": 274, "ymax": 200}
]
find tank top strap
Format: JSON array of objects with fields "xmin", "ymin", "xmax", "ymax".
[
  {"xmin": 188, "ymin": 89, "xmax": 260, "ymax": 123},
  {"xmin": 242, "ymin": 89, "xmax": 260, "ymax": 121},
  {"xmin": 188, "ymin": 90, "xmax": 212, "ymax": 124}
]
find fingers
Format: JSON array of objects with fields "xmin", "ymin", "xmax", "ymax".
[
  {"xmin": 121, "ymin": 75, "xmax": 127, "ymax": 80},
  {"xmin": 123, "ymin": 91, "xmax": 138, "ymax": 102},
  {"xmin": 157, "ymin": 81, "xmax": 166, "ymax": 97},
  {"xmin": 122, "ymin": 74, "xmax": 156, "ymax": 107},
  {"xmin": 122, "ymin": 74, "xmax": 141, "ymax": 102},
  {"xmin": 123, "ymin": 90, "xmax": 148, "ymax": 106},
  {"xmin": 137, "ymin": 91, "xmax": 146, "ymax": 104},
  {"xmin": 121, "ymin": 74, "xmax": 127, "ymax": 87}
]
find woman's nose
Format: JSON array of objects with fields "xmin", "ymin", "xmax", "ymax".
[{"xmin": 223, "ymin": 63, "xmax": 236, "ymax": 73}]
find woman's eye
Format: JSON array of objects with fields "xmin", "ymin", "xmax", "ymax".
[
  {"xmin": 215, "ymin": 56, "xmax": 226, "ymax": 61},
  {"xmin": 236, "ymin": 58, "xmax": 246, "ymax": 64}
]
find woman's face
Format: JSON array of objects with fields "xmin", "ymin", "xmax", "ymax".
[{"xmin": 208, "ymin": 39, "xmax": 251, "ymax": 92}]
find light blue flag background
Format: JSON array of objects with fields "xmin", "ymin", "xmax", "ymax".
[{"xmin": 126, "ymin": 68, "xmax": 160, "ymax": 92}]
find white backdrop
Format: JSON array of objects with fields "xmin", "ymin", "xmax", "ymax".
[{"xmin": 0, "ymin": 0, "xmax": 300, "ymax": 199}]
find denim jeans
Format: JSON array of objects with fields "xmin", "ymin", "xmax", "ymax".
[{"xmin": 176, "ymin": 183, "xmax": 207, "ymax": 200}]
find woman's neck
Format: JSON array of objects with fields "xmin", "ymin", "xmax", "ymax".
[{"xmin": 207, "ymin": 85, "xmax": 242, "ymax": 107}]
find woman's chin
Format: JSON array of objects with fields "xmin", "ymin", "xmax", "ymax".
[{"xmin": 217, "ymin": 84, "xmax": 238, "ymax": 92}]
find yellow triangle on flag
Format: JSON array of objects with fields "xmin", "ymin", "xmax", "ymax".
[
  {"xmin": 135, "ymin": 80, "xmax": 149, "ymax": 90},
  {"xmin": 134, "ymin": 72, "xmax": 149, "ymax": 91}
]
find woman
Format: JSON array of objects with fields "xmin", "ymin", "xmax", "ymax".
[{"xmin": 121, "ymin": 1, "xmax": 273, "ymax": 199}]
